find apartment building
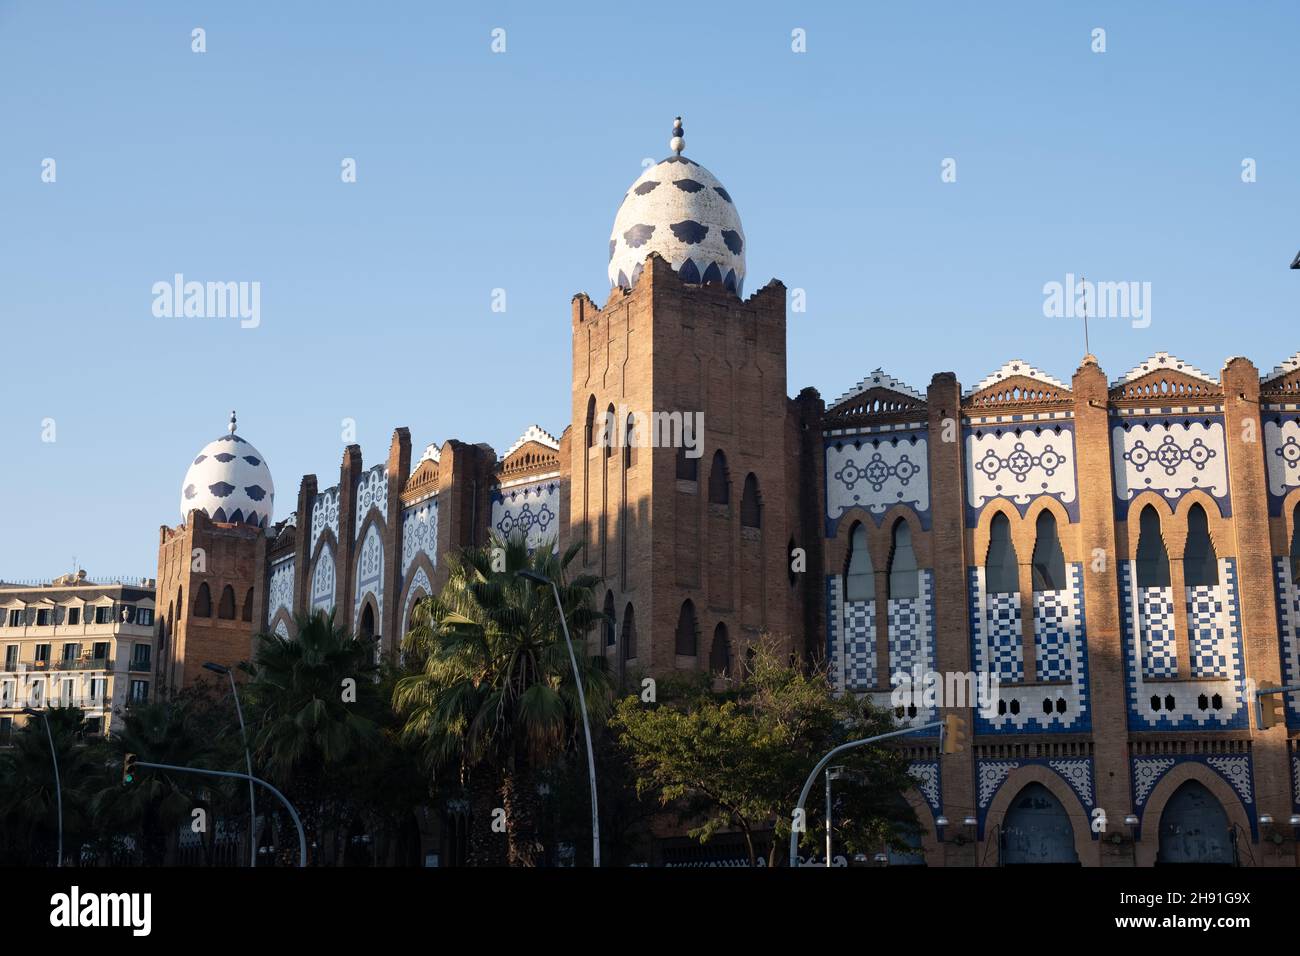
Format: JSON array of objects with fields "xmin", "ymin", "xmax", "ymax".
[{"xmin": 0, "ymin": 571, "xmax": 156, "ymax": 740}]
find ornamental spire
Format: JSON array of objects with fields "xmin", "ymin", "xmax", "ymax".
[
  {"xmin": 228, "ymin": 410, "xmax": 237, "ymax": 435},
  {"xmin": 670, "ymin": 116, "xmax": 685, "ymax": 156}
]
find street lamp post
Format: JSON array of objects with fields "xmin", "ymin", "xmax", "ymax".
[
  {"xmin": 518, "ymin": 569, "xmax": 600, "ymax": 868},
  {"xmin": 790, "ymin": 720, "xmax": 945, "ymax": 867},
  {"xmin": 824, "ymin": 765, "xmax": 846, "ymax": 867},
  {"xmin": 22, "ymin": 707, "xmax": 61, "ymax": 867},
  {"xmin": 129, "ymin": 760, "xmax": 307, "ymax": 867},
  {"xmin": 203, "ymin": 662, "xmax": 257, "ymax": 867}
]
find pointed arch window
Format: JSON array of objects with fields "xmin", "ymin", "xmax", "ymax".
[
  {"xmin": 241, "ymin": 587, "xmax": 254, "ymax": 623},
  {"xmin": 621, "ymin": 604, "xmax": 637, "ymax": 661},
  {"xmin": 603, "ymin": 591, "xmax": 617, "ymax": 647},
  {"xmin": 1183, "ymin": 504, "xmax": 1219, "ymax": 587},
  {"xmin": 584, "ymin": 396, "xmax": 596, "ymax": 450},
  {"xmin": 985, "ymin": 513, "xmax": 1018, "ymax": 594},
  {"xmin": 708, "ymin": 451, "xmax": 729, "ymax": 505},
  {"xmin": 217, "ymin": 585, "xmax": 236, "ymax": 620},
  {"xmin": 675, "ymin": 600, "xmax": 698, "ymax": 656},
  {"xmin": 887, "ymin": 519, "xmax": 919, "ymax": 599},
  {"xmin": 845, "ymin": 522, "xmax": 874, "ymax": 601},
  {"xmin": 709, "ymin": 623, "xmax": 731, "ymax": 678},
  {"xmin": 1135, "ymin": 505, "xmax": 1171, "ymax": 588},
  {"xmin": 1031, "ymin": 511, "xmax": 1066, "ymax": 592},
  {"xmin": 194, "ymin": 582, "xmax": 211, "ymax": 618},
  {"xmin": 604, "ymin": 404, "xmax": 616, "ymax": 459},
  {"xmin": 624, "ymin": 415, "xmax": 636, "ymax": 468},
  {"xmin": 741, "ymin": 474, "xmax": 761, "ymax": 528}
]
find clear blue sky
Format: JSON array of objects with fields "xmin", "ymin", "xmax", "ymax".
[{"xmin": 2, "ymin": 1, "xmax": 1297, "ymax": 580}]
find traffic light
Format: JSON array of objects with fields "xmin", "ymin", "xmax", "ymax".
[
  {"xmin": 1257, "ymin": 693, "xmax": 1285, "ymax": 730},
  {"xmin": 941, "ymin": 713, "xmax": 968, "ymax": 754},
  {"xmin": 122, "ymin": 753, "xmax": 137, "ymax": 785}
]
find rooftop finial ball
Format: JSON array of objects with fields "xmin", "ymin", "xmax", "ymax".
[{"xmin": 670, "ymin": 135, "xmax": 685, "ymax": 153}]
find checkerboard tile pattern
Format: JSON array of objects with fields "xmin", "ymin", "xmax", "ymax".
[
  {"xmin": 1273, "ymin": 557, "xmax": 1300, "ymax": 726},
  {"xmin": 985, "ymin": 592, "xmax": 1024, "ymax": 683},
  {"xmin": 1034, "ymin": 589, "xmax": 1071, "ymax": 682},
  {"xmin": 1121, "ymin": 559, "xmax": 1248, "ymax": 731},
  {"xmin": 888, "ymin": 596, "xmax": 923, "ymax": 675},
  {"xmin": 1186, "ymin": 584, "xmax": 1228, "ymax": 678},
  {"xmin": 970, "ymin": 564, "xmax": 1091, "ymax": 734},
  {"xmin": 1139, "ymin": 587, "xmax": 1178, "ymax": 678},
  {"xmin": 843, "ymin": 600, "xmax": 875, "ymax": 691}
]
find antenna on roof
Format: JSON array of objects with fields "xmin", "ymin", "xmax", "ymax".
[{"xmin": 1081, "ymin": 274, "xmax": 1091, "ymax": 357}]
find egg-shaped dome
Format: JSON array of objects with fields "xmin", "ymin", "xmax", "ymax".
[
  {"xmin": 608, "ymin": 118, "xmax": 745, "ymax": 296},
  {"xmin": 179, "ymin": 412, "xmax": 275, "ymax": 528}
]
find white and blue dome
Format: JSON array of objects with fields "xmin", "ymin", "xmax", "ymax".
[
  {"xmin": 179, "ymin": 412, "xmax": 275, "ymax": 528},
  {"xmin": 608, "ymin": 117, "xmax": 746, "ymax": 296}
]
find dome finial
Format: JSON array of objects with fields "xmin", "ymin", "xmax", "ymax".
[
  {"xmin": 670, "ymin": 116, "xmax": 685, "ymax": 156},
  {"xmin": 228, "ymin": 410, "xmax": 237, "ymax": 435}
]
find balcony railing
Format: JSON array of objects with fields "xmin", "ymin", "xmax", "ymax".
[
  {"xmin": 1, "ymin": 693, "xmax": 110, "ymax": 711},
  {"xmin": 2, "ymin": 658, "xmax": 115, "ymax": 673}
]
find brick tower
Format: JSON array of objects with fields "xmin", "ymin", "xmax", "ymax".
[
  {"xmin": 155, "ymin": 412, "xmax": 273, "ymax": 691},
  {"xmin": 571, "ymin": 118, "xmax": 806, "ymax": 680}
]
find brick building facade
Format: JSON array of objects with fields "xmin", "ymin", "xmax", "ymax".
[{"xmin": 154, "ymin": 121, "xmax": 1300, "ymax": 866}]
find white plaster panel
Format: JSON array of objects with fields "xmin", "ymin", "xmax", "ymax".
[
  {"xmin": 1264, "ymin": 418, "xmax": 1300, "ymax": 499},
  {"xmin": 826, "ymin": 435, "xmax": 929, "ymax": 520},
  {"xmin": 1111, "ymin": 419, "xmax": 1227, "ymax": 504},
  {"xmin": 355, "ymin": 465, "xmax": 389, "ymax": 533},
  {"xmin": 966, "ymin": 427, "xmax": 1075, "ymax": 509},
  {"xmin": 311, "ymin": 487, "xmax": 340, "ymax": 556},
  {"xmin": 401, "ymin": 499, "xmax": 439, "ymax": 579}
]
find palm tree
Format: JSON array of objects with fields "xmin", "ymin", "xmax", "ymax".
[
  {"xmin": 0, "ymin": 707, "xmax": 106, "ymax": 866},
  {"xmin": 94, "ymin": 699, "xmax": 217, "ymax": 866},
  {"xmin": 243, "ymin": 609, "xmax": 381, "ymax": 864},
  {"xmin": 394, "ymin": 534, "xmax": 611, "ymax": 866}
]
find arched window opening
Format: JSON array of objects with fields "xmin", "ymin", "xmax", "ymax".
[
  {"xmin": 1135, "ymin": 505, "xmax": 1171, "ymax": 588},
  {"xmin": 621, "ymin": 604, "xmax": 637, "ymax": 662},
  {"xmin": 1031, "ymin": 511, "xmax": 1066, "ymax": 592},
  {"xmin": 675, "ymin": 600, "xmax": 698, "ymax": 656},
  {"xmin": 359, "ymin": 602, "xmax": 376, "ymax": 640},
  {"xmin": 624, "ymin": 415, "xmax": 636, "ymax": 469},
  {"xmin": 709, "ymin": 623, "xmax": 731, "ymax": 678},
  {"xmin": 676, "ymin": 445, "xmax": 698, "ymax": 481},
  {"xmin": 985, "ymin": 513, "xmax": 1018, "ymax": 595},
  {"xmin": 1156, "ymin": 781, "xmax": 1232, "ymax": 865},
  {"xmin": 218, "ymin": 585, "xmax": 236, "ymax": 620},
  {"xmin": 1183, "ymin": 504, "xmax": 1219, "ymax": 587},
  {"xmin": 241, "ymin": 587, "xmax": 255, "ymax": 622},
  {"xmin": 887, "ymin": 519, "xmax": 919, "ymax": 599},
  {"xmin": 1001, "ymin": 783, "xmax": 1079, "ymax": 865},
  {"xmin": 584, "ymin": 396, "xmax": 596, "ymax": 450},
  {"xmin": 605, "ymin": 404, "xmax": 616, "ymax": 459},
  {"xmin": 603, "ymin": 591, "xmax": 617, "ymax": 647},
  {"xmin": 194, "ymin": 583, "xmax": 211, "ymax": 618},
  {"xmin": 845, "ymin": 522, "xmax": 874, "ymax": 601},
  {"xmin": 708, "ymin": 451, "xmax": 729, "ymax": 505},
  {"xmin": 740, "ymin": 473, "xmax": 761, "ymax": 528}
]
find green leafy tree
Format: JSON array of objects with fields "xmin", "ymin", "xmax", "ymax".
[
  {"xmin": 0, "ymin": 707, "xmax": 107, "ymax": 866},
  {"xmin": 94, "ymin": 699, "xmax": 218, "ymax": 866},
  {"xmin": 242, "ymin": 609, "xmax": 382, "ymax": 865},
  {"xmin": 612, "ymin": 636, "xmax": 919, "ymax": 867},
  {"xmin": 394, "ymin": 534, "xmax": 611, "ymax": 866}
]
